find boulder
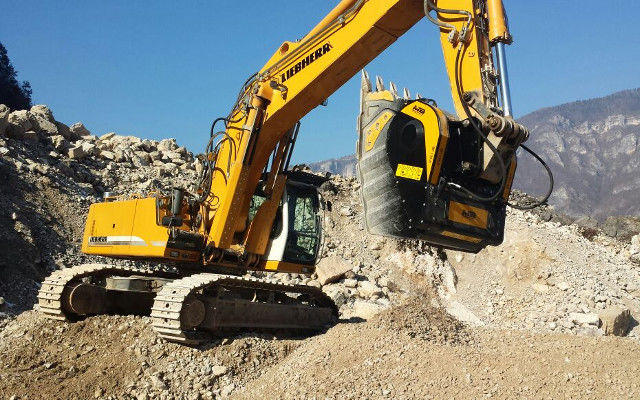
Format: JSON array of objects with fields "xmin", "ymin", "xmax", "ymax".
[
  {"xmin": 351, "ymin": 300, "xmax": 387, "ymax": 319},
  {"xmin": 55, "ymin": 122, "xmax": 73, "ymax": 140},
  {"xmin": 100, "ymin": 150, "xmax": 115, "ymax": 161},
  {"xmin": 602, "ymin": 216, "xmax": 640, "ymax": 241},
  {"xmin": 69, "ymin": 122, "xmax": 91, "ymax": 138},
  {"xmin": 100, "ymin": 132, "xmax": 116, "ymax": 141},
  {"xmin": 357, "ymin": 280, "xmax": 383, "ymax": 298},
  {"xmin": 30, "ymin": 105, "xmax": 54, "ymax": 121},
  {"xmin": 81, "ymin": 142, "xmax": 97, "ymax": 156},
  {"xmin": 134, "ymin": 151, "xmax": 152, "ymax": 163},
  {"xmin": 141, "ymin": 139, "xmax": 155, "ymax": 152},
  {"xmin": 165, "ymin": 151, "xmax": 183, "ymax": 160},
  {"xmin": 7, "ymin": 110, "xmax": 32, "ymax": 136},
  {"xmin": 631, "ymin": 234, "xmax": 640, "ymax": 254},
  {"xmin": 132, "ymin": 155, "xmax": 150, "ymax": 167},
  {"xmin": 114, "ymin": 149, "xmax": 129, "ymax": 163},
  {"xmin": 50, "ymin": 135, "xmax": 70, "ymax": 152},
  {"xmin": 68, "ymin": 145, "xmax": 87, "ymax": 159},
  {"xmin": 163, "ymin": 162, "xmax": 178, "ymax": 172},
  {"xmin": 157, "ymin": 138, "xmax": 178, "ymax": 152},
  {"xmin": 316, "ymin": 256, "xmax": 352, "ymax": 285},
  {"xmin": 30, "ymin": 113, "xmax": 58, "ymax": 135},
  {"xmin": 569, "ymin": 312, "xmax": 600, "ymax": 327},
  {"xmin": 0, "ymin": 104, "xmax": 9, "ymax": 136},
  {"xmin": 149, "ymin": 151, "xmax": 163, "ymax": 161},
  {"xmin": 631, "ymin": 235, "xmax": 640, "ymax": 264},
  {"xmin": 599, "ymin": 307, "xmax": 631, "ymax": 336},
  {"xmin": 194, "ymin": 159, "xmax": 204, "ymax": 176},
  {"xmin": 322, "ymin": 285, "xmax": 347, "ymax": 307},
  {"xmin": 343, "ymin": 278, "xmax": 358, "ymax": 288},
  {"xmin": 210, "ymin": 365, "xmax": 228, "ymax": 378}
]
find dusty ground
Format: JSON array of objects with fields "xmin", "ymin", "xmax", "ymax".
[
  {"xmin": 236, "ymin": 318, "xmax": 640, "ymax": 399},
  {"xmin": 2, "ymin": 298, "xmax": 640, "ymax": 399}
]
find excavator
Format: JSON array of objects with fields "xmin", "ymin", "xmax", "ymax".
[{"xmin": 38, "ymin": 0, "xmax": 549, "ymax": 344}]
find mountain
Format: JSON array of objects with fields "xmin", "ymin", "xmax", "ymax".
[
  {"xmin": 308, "ymin": 154, "xmax": 356, "ymax": 177},
  {"xmin": 516, "ymin": 88, "xmax": 640, "ymax": 219},
  {"xmin": 309, "ymin": 89, "xmax": 640, "ymax": 219}
]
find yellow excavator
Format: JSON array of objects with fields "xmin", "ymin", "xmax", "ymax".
[{"xmin": 38, "ymin": 0, "xmax": 549, "ymax": 344}]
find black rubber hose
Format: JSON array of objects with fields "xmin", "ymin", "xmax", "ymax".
[
  {"xmin": 507, "ymin": 144, "xmax": 554, "ymax": 210},
  {"xmin": 451, "ymin": 46, "xmax": 508, "ymax": 203}
]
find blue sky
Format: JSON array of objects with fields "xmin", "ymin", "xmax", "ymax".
[{"xmin": 3, "ymin": 1, "xmax": 639, "ymax": 163}]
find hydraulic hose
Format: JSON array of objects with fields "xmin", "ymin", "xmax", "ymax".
[
  {"xmin": 424, "ymin": 0, "xmax": 472, "ymax": 31},
  {"xmin": 451, "ymin": 45, "xmax": 508, "ymax": 203},
  {"xmin": 507, "ymin": 144, "xmax": 554, "ymax": 210}
]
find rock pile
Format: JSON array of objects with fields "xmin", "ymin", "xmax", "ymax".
[
  {"xmin": 0, "ymin": 104, "xmax": 201, "ymax": 200},
  {"xmin": 0, "ymin": 105, "xmax": 201, "ymax": 312}
]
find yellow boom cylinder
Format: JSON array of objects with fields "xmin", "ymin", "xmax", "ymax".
[{"xmin": 487, "ymin": 0, "xmax": 512, "ymax": 44}]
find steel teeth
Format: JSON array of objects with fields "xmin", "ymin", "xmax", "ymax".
[
  {"xmin": 360, "ymin": 70, "xmax": 372, "ymax": 93},
  {"xmin": 416, "ymin": 92, "xmax": 422, "ymax": 99},
  {"xmin": 403, "ymin": 88, "xmax": 410, "ymax": 99},
  {"xmin": 389, "ymin": 81, "xmax": 398, "ymax": 98},
  {"xmin": 375, "ymin": 75, "xmax": 384, "ymax": 91}
]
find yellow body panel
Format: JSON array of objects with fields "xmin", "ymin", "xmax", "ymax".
[
  {"xmin": 400, "ymin": 102, "xmax": 449, "ymax": 184},
  {"xmin": 261, "ymin": 260, "xmax": 313, "ymax": 274},
  {"xmin": 448, "ymin": 201, "xmax": 489, "ymax": 229},
  {"xmin": 82, "ymin": 197, "xmax": 169, "ymax": 258}
]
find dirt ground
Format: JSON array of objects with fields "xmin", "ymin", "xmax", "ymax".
[{"xmin": 2, "ymin": 297, "xmax": 640, "ymax": 400}]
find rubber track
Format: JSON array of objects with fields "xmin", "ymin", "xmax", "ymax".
[
  {"xmin": 37, "ymin": 263, "xmax": 159, "ymax": 321},
  {"xmin": 150, "ymin": 273, "xmax": 337, "ymax": 344}
]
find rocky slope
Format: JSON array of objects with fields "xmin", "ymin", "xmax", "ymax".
[
  {"xmin": 0, "ymin": 104, "xmax": 200, "ymax": 312},
  {"xmin": 516, "ymin": 88, "xmax": 640, "ymax": 220},
  {"xmin": 1, "ymin": 104, "xmax": 640, "ymax": 399}
]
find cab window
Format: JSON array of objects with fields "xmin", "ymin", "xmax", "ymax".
[{"xmin": 283, "ymin": 185, "xmax": 320, "ymax": 265}]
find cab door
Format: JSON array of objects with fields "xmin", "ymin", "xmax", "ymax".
[{"xmin": 261, "ymin": 181, "xmax": 322, "ymax": 273}]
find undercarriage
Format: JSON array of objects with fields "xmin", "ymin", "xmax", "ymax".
[{"xmin": 38, "ymin": 264, "xmax": 337, "ymax": 344}]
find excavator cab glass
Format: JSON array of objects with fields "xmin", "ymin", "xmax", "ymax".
[{"xmin": 282, "ymin": 182, "xmax": 321, "ymax": 265}]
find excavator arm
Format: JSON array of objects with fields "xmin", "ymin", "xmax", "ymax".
[{"xmin": 199, "ymin": 0, "xmax": 527, "ymax": 259}]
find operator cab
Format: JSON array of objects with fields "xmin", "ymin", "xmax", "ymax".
[{"xmin": 250, "ymin": 172, "xmax": 326, "ymax": 271}]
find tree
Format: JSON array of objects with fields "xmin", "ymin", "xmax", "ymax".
[{"xmin": 0, "ymin": 42, "xmax": 32, "ymax": 110}]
